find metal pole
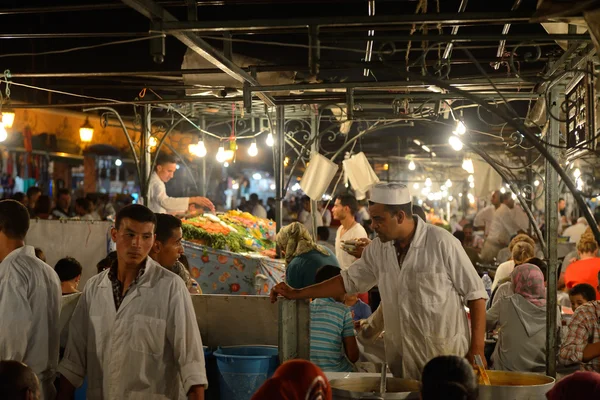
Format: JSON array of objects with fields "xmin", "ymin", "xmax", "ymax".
[
  {"xmin": 274, "ymin": 106, "xmax": 285, "ymax": 235},
  {"xmin": 545, "ymin": 88, "xmax": 560, "ymax": 378},
  {"xmin": 310, "ymin": 111, "xmax": 319, "ymax": 240},
  {"xmin": 141, "ymin": 105, "xmax": 152, "ymax": 206},
  {"xmin": 201, "ymin": 117, "xmax": 207, "ymax": 197}
]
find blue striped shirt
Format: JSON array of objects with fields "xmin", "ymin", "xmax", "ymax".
[{"xmin": 310, "ymin": 297, "xmax": 355, "ymax": 372}]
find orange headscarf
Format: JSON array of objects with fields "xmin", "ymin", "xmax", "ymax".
[{"xmin": 251, "ymin": 360, "xmax": 332, "ymax": 400}]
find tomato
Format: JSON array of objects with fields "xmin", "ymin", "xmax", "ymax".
[
  {"xmin": 230, "ymin": 283, "xmax": 240, "ymax": 292},
  {"xmin": 217, "ymin": 255, "xmax": 229, "ymax": 264}
]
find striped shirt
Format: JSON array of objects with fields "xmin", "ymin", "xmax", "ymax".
[{"xmin": 310, "ymin": 297, "xmax": 355, "ymax": 372}]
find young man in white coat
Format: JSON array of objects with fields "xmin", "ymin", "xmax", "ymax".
[
  {"xmin": 271, "ymin": 182, "xmax": 488, "ymax": 380},
  {"xmin": 148, "ymin": 152, "xmax": 214, "ymax": 214},
  {"xmin": 57, "ymin": 204, "xmax": 207, "ymax": 399},
  {"xmin": 0, "ymin": 199, "xmax": 61, "ymax": 400}
]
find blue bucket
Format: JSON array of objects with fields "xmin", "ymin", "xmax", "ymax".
[
  {"xmin": 214, "ymin": 345, "xmax": 279, "ymax": 400},
  {"xmin": 203, "ymin": 347, "xmax": 220, "ymax": 400}
]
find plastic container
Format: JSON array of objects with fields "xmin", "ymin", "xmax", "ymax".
[
  {"xmin": 482, "ymin": 273, "xmax": 492, "ymax": 298},
  {"xmin": 214, "ymin": 345, "xmax": 279, "ymax": 400},
  {"xmin": 300, "ymin": 152, "xmax": 339, "ymax": 200}
]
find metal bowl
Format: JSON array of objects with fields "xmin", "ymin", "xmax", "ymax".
[
  {"xmin": 477, "ymin": 370, "xmax": 555, "ymax": 400},
  {"xmin": 330, "ymin": 377, "xmax": 421, "ymax": 400}
]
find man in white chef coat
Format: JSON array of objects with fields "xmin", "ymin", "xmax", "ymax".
[
  {"xmin": 271, "ymin": 183, "xmax": 488, "ymax": 379},
  {"xmin": 473, "ymin": 190, "xmax": 501, "ymax": 237},
  {"xmin": 480, "ymin": 192, "xmax": 525, "ymax": 263},
  {"xmin": 57, "ymin": 204, "xmax": 207, "ymax": 400},
  {"xmin": 0, "ymin": 200, "xmax": 61, "ymax": 400},
  {"xmin": 148, "ymin": 152, "xmax": 215, "ymax": 214}
]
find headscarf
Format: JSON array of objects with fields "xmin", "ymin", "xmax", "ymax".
[
  {"xmin": 511, "ymin": 263, "xmax": 546, "ymax": 307},
  {"xmin": 251, "ymin": 360, "xmax": 333, "ymax": 400},
  {"xmin": 276, "ymin": 222, "xmax": 329, "ymax": 265},
  {"xmin": 546, "ymin": 371, "xmax": 600, "ymax": 399}
]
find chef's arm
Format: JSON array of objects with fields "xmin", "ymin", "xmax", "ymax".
[
  {"xmin": 187, "ymin": 385, "xmax": 205, "ymax": 400},
  {"xmin": 467, "ymin": 299, "xmax": 487, "ymax": 362},
  {"xmin": 270, "ymin": 275, "xmax": 347, "ymax": 302}
]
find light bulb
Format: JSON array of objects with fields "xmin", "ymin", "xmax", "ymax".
[
  {"xmin": 224, "ymin": 162, "xmax": 229, "ymax": 168},
  {"xmin": 459, "ymin": 193, "xmax": 463, "ymax": 197},
  {"xmin": 216, "ymin": 146, "xmax": 226, "ymax": 163},
  {"xmin": 425, "ymin": 178, "xmax": 432, "ymax": 187},
  {"xmin": 0, "ymin": 123, "xmax": 7, "ymax": 142},
  {"xmin": 266, "ymin": 132, "xmax": 274, "ymax": 147},
  {"xmin": 408, "ymin": 160, "xmax": 416, "ymax": 171},
  {"xmin": 176, "ymin": 164, "xmax": 180, "ymax": 170},
  {"xmin": 448, "ymin": 195, "xmax": 454, "ymax": 201},
  {"xmin": 454, "ymin": 120, "xmax": 467, "ymax": 135},
  {"xmin": 79, "ymin": 117, "xmax": 94, "ymax": 143},
  {"xmin": 248, "ymin": 141, "xmax": 258, "ymax": 157},
  {"xmin": 511, "ymin": 193, "xmax": 517, "ymax": 200},
  {"xmin": 448, "ymin": 135, "xmax": 463, "ymax": 151},
  {"xmin": 413, "ymin": 183, "xmax": 420, "ymax": 190},
  {"xmin": 196, "ymin": 140, "xmax": 207, "ymax": 157},
  {"xmin": 500, "ymin": 187, "xmax": 506, "ymax": 194},
  {"xmin": 115, "ymin": 159, "xmax": 122, "ymax": 167},
  {"xmin": 270, "ymin": 183, "xmax": 276, "ymax": 190},
  {"xmin": 232, "ymin": 183, "xmax": 240, "ymax": 190},
  {"xmin": 469, "ymin": 182, "xmax": 475, "ymax": 188},
  {"xmin": 445, "ymin": 179, "xmax": 452, "ymax": 188},
  {"xmin": 2, "ymin": 110, "xmax": 15, "ymax": 129},
  {"xmin": 574, "ymin": 168, "xmax": 581, "ymax": 179},
  {"xmin": 468, "ymin": 175, "xmax": 474, "ymax": 183},
  {"xmin": 441, "ymin": 185, "xmax": 447, "ymax": 191},
  {"xmin": 149, "ymin": 136, "xmax": 158, "ymax": 147},
  {"xmin": 253, "ymin": 173, "xmax": 262, "ymax": 180},
  {"xmin": 534, "ymin": 179, "xmax": 540, "ymax": 187}
]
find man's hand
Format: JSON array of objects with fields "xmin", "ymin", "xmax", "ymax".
[
  {"xmin": 193, "ymin": 197, "xmax": 215, "ymax": 213},
  {"xmin": 346, "ymin": 238, "xmax": 371, "ymax": 258},
  {"xmin": 270, "ymin": 282, "xmax": 301, "ymax": 303},
  {"xmin": 466, "ymin": 345, "xmax": 487, "ymax": 369}
]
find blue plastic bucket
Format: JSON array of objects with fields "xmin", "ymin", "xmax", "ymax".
[
  {"xmin": 203, "ymin": 347, "xmax": 220, "ymax": 400},
  {"xmin": 214, "ymin": 345, "xmax": 279, "ymax": 400}
]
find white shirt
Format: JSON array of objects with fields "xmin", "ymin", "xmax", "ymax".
[
  {"xmin": 474, "ymin": 205, "xmax": 496, "ymax": 237},
  {"xmin": 0, "ymin": 245, "xmax": 61, "ymax": 400},
  {"xmin": 252, "ymin": 204, "xmax": 267, "ymax": 219},
  {"xmin": 491, "ymin": 260, "xmax": 515, "ymax": 292},
  {"xmin": 58, "ymin": 258, "xmax": 207, "ymax": 399},
  {"xmin": 487, "ymin": 204, "xmax": 522, "ymax": 247},
  {"xmin": 563, "ymin": 221, "xmax": 588, "ymax": 243},
  {"xmin": 335, "ymin": 222, "xmax": 368, "ymax": 270},
  {"xmin": 341, "ymin": 218, "xmax": 488, "ymax": 379},
  {"xmin": 298, "ymin": 209, "xmax": 323, "ymax": 235},
  {"xmin": 147, "ymin": 171, "xmax": 189, "ymax": 213},
  {"xmin": 322, "ymin": 209, "xmax": 332, "ymax": 227}
]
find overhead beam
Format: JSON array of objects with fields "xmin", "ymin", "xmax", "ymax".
[
  {"xmin": 121, "ymin": 0, "xmax": 276, "ymax": 107},
  {"xmin": 159, "ymin": 11, "xmax": 535, "ymax": 32}
]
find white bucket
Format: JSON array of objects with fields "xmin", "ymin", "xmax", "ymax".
[
  {"xmin": 300, "ymin": 152, "xmax": 339, "ymax": 200},
  {"xmin": 343, "ymin": 152, "xmax": 380, "ymax": 193}
]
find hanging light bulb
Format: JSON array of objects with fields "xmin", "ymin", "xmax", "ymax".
[
  {"xmin": 0, "ymin": 123, "xmax": 7, "ymax": 142},
  {"xmin": 413, "ymin": 183, "xmax": 420, "ymax": 190},
  {"xmin": 79, "ymin": 117, "xmax": 94, "ymax": 143},
  {"xmin": 115, "ymin": 159, "xmax": 122, "ymax": 167},
  {"xmin": 425, "ymin": 178, "xmax": 432, "ymax": 187},
  {"xmin": 468, "ymin": 175, "xmax": 474, "ymax": 183},
  {"xmin": 448, "ymin": 195, "xmax": 454, "ymax": 201},
  {"xmin": 469, "ymin": 182, "xmax": 475, "ymax": 188},
  {"xmin": 408, "ymin": 160, "xmax": 416, "ymax": 171},
  {"xmin": 445, "ymin": 179, "xmax": 452, "ymax": 188},
  {"xmin": 216, "ymin": 145, "xmax": 226, "ymax": 163},
  {"xmin": 196, "ymin": 139, "xmax": 207, "ymax": 157},
  {"xmin": 266, "ymin": 132, "xmax": 274, "ymax": 147},
  {"xmin": 534, "ymin": 179, "xmax": 540, "ymax": 187},
  {"xmin": 448, "ymin": 135, "xmax": 463, "ymax": 151},
  {"xmin": 148, "ymin": 136, "xmax": 158, "ymax": 148},
  {"xmin": 1, "ymin": 108, "xmax": 15, "ymax": 129},
  {"xmin": 454, "ymin": 120, "xmax": 467, "ymax": 135},
  {"xmin": 248, "ymin": 140, "xmax": 258, "ymax": 157},
  {"xmin": 500, "ymin": 187, "xmax": 506, "ymax": 194}
]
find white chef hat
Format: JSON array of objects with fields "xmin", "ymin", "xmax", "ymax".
[{"xmin": 369, "ymin": 182, "xmax": 411, "ymax": 205}]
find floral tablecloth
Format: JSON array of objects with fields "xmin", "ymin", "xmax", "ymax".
[{"xmin": 183, "ymin": 241, "xmax": 286, "ymax": 295}]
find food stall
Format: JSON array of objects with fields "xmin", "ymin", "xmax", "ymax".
[{"xmin": 181, "ymin": 210, "xmax": 285, "ymax": 295}]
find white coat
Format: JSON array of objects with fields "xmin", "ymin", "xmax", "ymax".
[
  {"xmin": 147, "ymin": 171, "xmax": 189, "ymax": 213},
  {"xmin": 58, "ymin": 258, "xmax": 207, "ymax": 399},
  {"xmin": 0, "ymin": 245, "xmax": 62, "ymax": 400},
  {"xmin": 341, "ymin": 217, "xmax": 488, "ymax": 379}
]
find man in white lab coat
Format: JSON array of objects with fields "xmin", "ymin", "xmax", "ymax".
[
  {"xmin": 473, "ymin": 190, "xmax": 501, "ymax": 237},
  {"xmin": 480, "ymin": 192, "xmax": 525, "ymax": 263},
  {"xmin": 57, "ymin": 204, "xmax": 207, "ymax": 400},
  {"xmin": 271, "ymin": 183, "xmax": 488, "ymax": 379},
  {"xmin": 0, "ymin": 200, "xmax": 61, "ymax": 400},
  {"xmin": 148, "ymin": 152, "xmax": 214, "ymax": 214}
]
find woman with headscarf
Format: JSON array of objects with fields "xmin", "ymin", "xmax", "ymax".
[
  {"xmin": 276, "ymin": 222, "xmax": 339, "ymax": 289},
  {"xmin": 251, "ymin": 359, "xmax": 332, "ymax": 400},
  {"xmin": 486, "ymin": 263, "xmax": 548, "ymax": 372}
]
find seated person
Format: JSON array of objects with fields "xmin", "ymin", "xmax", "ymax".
[
  {"xmin": 421, "ymin": 356, "xmax": 478, "ymax": 400},
  {"xmin": 491, "ymin": 234, "xmax": 535, "ymax": 292},
  {"xmin": 277, "ymin": 222, "xmax": 339, "ymax": 289},
  {"xmin": 569, "ymin": 283, "xmax": 597, "ymax": 312},
  {"xmin": 560, "ymin": 271, "xmax": 600, "ymax": 372},
  {"xmin": 54, "ymin": 257, "xmax": 82, "ymax": 296},
  {"xmin": 344, "ymin": 294, "xmax": 372, "ymax": 322},
  {"xmin": 486, "ymin": 263, "xmax": 548, "ymax": 372},
  {"xmin": 316, "ymin": 226, "xmax": 336, "ymax": 253},
  {"xmin": 251, "ymin": 360, "xmax": 332, "ymax": 400},
  {"xmin": 489, "ymin": 242, "xmax": 536, "ymax": 307},
  {"xmin": 309, "ymin": 265, "xmax": 358, "ymax": 372},
  {"xmin": 564, "ymin": 229, "xmax": 600, "ymax": 300}
]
